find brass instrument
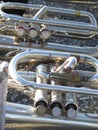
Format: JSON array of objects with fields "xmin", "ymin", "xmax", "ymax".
[
  {"xmin": 5, "ymin": 49, "xmax": 98, "ymax": 129},
  {"xmin": 0, "ymin": 1, "xmax": 97, "ymax": 130},
  {"xmin": 0, "ymin": 2, "xmax": 98, "ymax": 56}
]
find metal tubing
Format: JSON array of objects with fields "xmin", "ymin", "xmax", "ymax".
[
  {"xmin": 55, "ymin": 56, "xmax": 77, "ymax": 72},
  {"xmin": 0, "ymin": 2, "xmax": 96, "ymax": 26},
  {"xmin": 50, "ymin": 90, "xmax": 62, "ymax": 117},
  {"xmin": 0, "ymin": 2, "xmax": 98, "ymax": 38},
  {"xmin": 5, "ymin": 110, "xmax": 98, "ymax": 129},
  {"xmin": 5, "ymin": 102, "xmax": 98, "ymax": 122},
  {"xmin": 0, "ymin": 40, "xmax": 98, "ymax": 57},
  {"xmin": 9, "ymin": 50, "xmax": 98, "ymax": 93},
  {"xmin": 6, "ymin": 102, "xmax": 35, "ymax": 115},
  {"xmin": 34, "ymin": 64, "xmax": 48, "ymax": 115},
  {"xmin": 54, "ymin": 57, "xmax": 78, "ymax": 118},
  {"xmin": 9, "ymin": 50, "xmax": 98, "ymax": 83},
  {"xmin": 65, "ymin": 93, "xmax": 78, "ymax": 118},
  {"xmin": 33, "ymin": 6, "xmax": 48, "ymax": 19},
  {"xmin": 50, "ymin": 66, "xmax": 63, "ymax": 117}
]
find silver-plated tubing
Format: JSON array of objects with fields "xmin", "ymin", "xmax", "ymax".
[
  {"xmin": 0, "ymin": 2, "xmax": 98, "ymax": 38},
  {"xmin": 34, "ymin": 89, "xmax": 48, "ymax": 115},
  {"xmin": 6, "ymin": 102, "xmax": 35, "ymax": 115},
  {"xmin": 50, "ymin": 75, "xmax": 62, "ymax": 117},
  {"xmin": 9, "ymin": 50, "xmax": 98, "ymax": 92},
  {"xmin": 33, "ymin": 6, "xmax": 48, "ymax": 19},
  {"xmin": 53, "ymin": 57, "xmax": 78, "ymax": 118},
  {"xmin": 5, "ymin": 108, "xmax": 98, "ymax": 129},
  {"xmin": 50, "ymin": 90, "xmax": 62, "ymax": 117},
  {"xmin": 55, "ymin": 56, "xmax": 77, "ymax": 72},
  {"xmin": 38, "ymin": 64, "xmax": 66, "ymax": 117},
  {"xmin": 0, "ymin": 2, "xmax": 96, "ymax": 25},
  {"xmin": 49, "ymin": 24, "xmax": 95, "ymax": 35},
  {"xmin": 6, "ymin": 102, "xmax": 98, "ymax": 122},
  {"xmin": 65, "ymin": 93, "xmax": 78, "ymax": 118},
  {"xmin": 0, "ymin": 33, "xmax": 98, "ymax": 57},
  {"xmin": 36, "ymin": 64, "xmax": 50, "ymax": 80},
  {"xmin": 34, "ymin": 64, "xmax": 48, "ymax": 115},
  {"xmin": 20, "ymin": 69, "xmax": 97, "ymax": 88}
]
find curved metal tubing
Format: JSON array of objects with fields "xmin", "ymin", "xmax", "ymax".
[
  {"xmin": 9, "ymin": 50, "xmax": 98, "ymax": 90},
  {"xmin": 5, "ymin": 102, "xmax": 98, "ymax": 129},
  {"xmin": 0, "ymin": 2, "xmax": 98, "ymax": 38},
  {"xmin": 7, "ymin": 50, "xmax": 98, "ymax": 129},
  {"xmin": 0, "ymin": 2, "xmax": 98, "ymax": 56}
]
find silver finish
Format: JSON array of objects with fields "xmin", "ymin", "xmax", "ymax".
[
  {"xmin": 6, "ymin": 49, "xmax": 98, "ymax": 129},
  {"xmin": 50, "ymin": 74, "xmax": 62, "ymax": 117},
  {"xmin": 1, "ymin": 40, "xmax": 98, "ymax": 57},
  {"xmin": 50, "ymin": 90, "xmax": 62, "ymax": 117},
  {"xmin": 0, "ymin": 2, "xmax": 98, "ymax": 57},
  {"xmin": 0, "ymin": 2, "xmax": 97, "ymax": 37},
  {"xmin": 55, "ymin": 56, "xmax": 78, "ymax": 118},
  {"xmin": 1, "ymin": 2, "xmax": 98, "ymax": 129},
  {"xmin": 35, "ymin": 65, "xmax": 48, "ymax": 115},
  {"xmin": 55, "ymin": 56, "xmax": 77, "ymax": 72},
  {"xmin": 65, "ymin": 93, "xmax": 78, "ymax": 118},
  {"xmin": 50, "ymin": 57, "xmax": 77, "ymax": 117},
  {"xmin": 33, "ymin": 6, "xmax": 48, "ymax": 19},
  {"xmin": 9, "ymin": 50, "xmax": 98, "ymax": 85},
  {"xmin": 5, "ymin": 102, "xmax": 98, "ymax": 129},
  {"xmin": 0, "ymin": 42, "xmax": 98, "ymax": 57}
]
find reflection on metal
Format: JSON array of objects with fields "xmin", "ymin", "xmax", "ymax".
[
  {"xmin": 5, "ymin": 102, "xmax": 98, "ymax": 129},
  {"xmin": 0, "ymin": 2, "xmax": 98, "ymax": 56},
  {"xmin": 4, "ymin": 49, "xmax": 98, "ymax": 129},
  {"xmin": 0, "ymin": 2, "xmax": 97, "ymax": 39},
  {"xmin": 0, "ymin": 1, "xmax": 98, "ymax": 130},
  {"xmin": 9, "ymin": 50, "xmax": 98, "ymax": 85}
]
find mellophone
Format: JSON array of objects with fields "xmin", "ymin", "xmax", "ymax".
[{"xmin": 0, "ymin": 2, "xmax": 98, "ymax": 130}]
